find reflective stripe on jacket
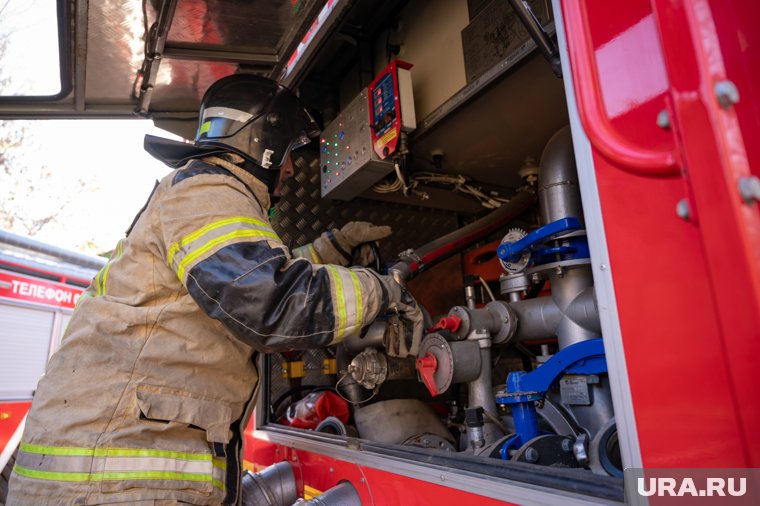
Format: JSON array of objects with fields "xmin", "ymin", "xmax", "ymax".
[{"xmin": 7, "ymin": 157, "xmax": 384, "ymax": 505}]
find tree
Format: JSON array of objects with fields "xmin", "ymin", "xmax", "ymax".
[{"xmin": 0, "ymin": 4, "xmax": 92, "ymax": 241}]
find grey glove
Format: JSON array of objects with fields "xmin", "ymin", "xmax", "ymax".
[
  {"xmin": 313, "ymin": 221, "xmax": 392, "ymax": 266},
  {"xmin": 372, "ymin": 273, "xmax": 424, "ymax": 358}
]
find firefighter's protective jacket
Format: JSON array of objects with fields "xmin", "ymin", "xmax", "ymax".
[{"xmin": 7, "ymin": 157, "xmax": 385, "ymax": 505}]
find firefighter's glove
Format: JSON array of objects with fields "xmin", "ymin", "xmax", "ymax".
[
  {"xmin": 315, "ymin": 222, "xmax": 392, "ymax": 267},
  {"xmin": 373, "ymin": 274, "xmax": 424, "ymax": 358}
]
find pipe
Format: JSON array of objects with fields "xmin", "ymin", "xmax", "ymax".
[
  {"xmin": 507, "ymin": 0, "xmax": 562, "ymax": 78},
  {"xmin": 241, "ymin": 461, "xmax": 297, "ymax": 506},
  {"xmin": 342, "ymin": 321, "xmax": 385, "ymax": 353},
  {"xmin": 292, "ymin": 481, "xmax": 362, "ymax": 506},
  {"xmin": 538, "ymin": 127, "xmax": 584, "ymax": 227},
  {"xmin": 0, "ymin": 230, "xmax": 106, "ymax": 270},
  {"xmin": 509, "ymin": 283, "xmax": 600, "ymax": 344},
  {"xmin": 390, "ymin": 191, "xmax": 537, "ymax": 281},
  {"xmin": 467, "ymin": 346, "xmax": 504, "ymax": 445},
  {"xmin": 335, "ymin": 344, "xmax": 371, "ymax": 404}
]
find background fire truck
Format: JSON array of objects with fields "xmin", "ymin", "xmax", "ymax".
[
  {"xmin": 0, "ymin": 231, "xmax": 105, "ymax": 500},
  {"xmin": 0, "ymin": 0, "xmax": 758, "ymax": 504}
]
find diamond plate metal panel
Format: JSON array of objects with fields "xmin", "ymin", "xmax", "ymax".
[
  {"xmin": 85, "ymin": 0, "xmax": 147, "ymax": 102},
  {"xmin": 274, "ymin": 154, "xmax": 459, "ymax": 260}
]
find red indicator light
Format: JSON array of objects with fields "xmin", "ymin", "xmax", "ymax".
[
  {"xmin": 336, "ymin": 171, "xmax": 341, "ymax": 176},
  {"xmin": 321, "ymin": 138, "xmax": 326, "ymax": 143}
]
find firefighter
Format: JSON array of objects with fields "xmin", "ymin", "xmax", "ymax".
[{"xmin": 7, "ymin": 74, "xmax": 423, "ymax": 505}]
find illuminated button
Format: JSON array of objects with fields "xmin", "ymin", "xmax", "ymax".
[
  {"xmin": 336, "ymin": 171, "xmax": 341, "ymax": 176},
  {"xmin": 339, "ymin": 131, "xmax": 344, "ymax": 140},
  {"xmin": 346, "ymin": 145, "xmax": 350, "ymax": 150},
  {"xmin": 321, "ymin": 138, "xmax": 326, "ymax": 143},
  {"xmin": 327, "ymin": 179, "xmax": 332, "ymax": 183},
  {"xmin": 322, "ymin": 146, "xmax": 326, "ymax": 153}
]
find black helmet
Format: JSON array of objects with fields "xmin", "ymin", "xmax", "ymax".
[{"xmin": 194, "ymin": 74, "xmax": 320, "ymax": 169}]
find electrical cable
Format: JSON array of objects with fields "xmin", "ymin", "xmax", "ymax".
[
  {"xmin": 477, "ymin": 275, "xmax": 497, "ymax": 302},
  {"xmin": 372, "ymin": 167, "xmax": 512, "ymax": 209},
  {"xmin": 483, "ymin": 410, "xmax": 511, "ymax": 435}
]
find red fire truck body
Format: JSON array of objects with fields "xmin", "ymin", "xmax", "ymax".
[
  {"xmin": 0, "ymin": 0, "xmax": 758, "ymax": 504},
  {"xmin": 0, "ymin": 233, "xmax": 105, "ymax": 483}
]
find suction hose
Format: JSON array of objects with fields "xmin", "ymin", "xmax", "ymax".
[{"xmin": 389, "ymin": 190, "xmax": 536, "ymax": 282}]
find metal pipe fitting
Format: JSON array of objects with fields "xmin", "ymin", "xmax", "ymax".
[
  {"xmin": 467, "ymin": 346, "xmax": 504, "ymax": 445},
  {"xmin": 508, "ymin": 281, "xmax": 600, "ymax": 345},
  {"xmin": 538, "ymin": 127, "xmax": 584, "ymax": 228},
  {"xmin": 448, "ymin": 302, "xmax": 517, "ymax": 344},
  {"xmin": 241, "ymin": 461, "xmax": 297, "ymax": 506},
  {"xmin": 292, "ymin": 481, "xmax": 362, "ymax": 506}
]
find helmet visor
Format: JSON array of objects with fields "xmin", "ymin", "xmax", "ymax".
[{"xmin": 198, "ymin": 107, "xmax": 261, "ymax": 140}]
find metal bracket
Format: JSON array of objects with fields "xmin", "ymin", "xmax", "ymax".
[{"xmin": 738, "ymin": 176, "xmax": 760, "ymax": 205}]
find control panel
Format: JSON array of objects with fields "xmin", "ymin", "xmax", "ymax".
[
  {"xmin": 319, "ymin": 88, "xmax": 395, "ymax": 200},
  {"xmin": 320, "ymin": 60, "xmax": 415, "ymax": 200},
  {"xmin": 368, "ymin": 60, "xmax": 415, "ymax": 159}
]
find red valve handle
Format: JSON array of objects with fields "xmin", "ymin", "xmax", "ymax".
[
  {"xmin": 416, "ymin": 353, "xmax": 439, "ymax": 397},
  {"xmin": 428, "ymin": 315, "xmax": 462, "ymax": 333}
]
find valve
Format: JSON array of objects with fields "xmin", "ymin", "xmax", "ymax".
[
  {"xmin": 496, "ymin": 217, "xmax": 584, "ymax": 273},
  {"xmin": 428, "ymin": 314, "xmax": 462, "ymax": 333},
  {"xmin": 416, "ymin": 353, "xmax": 439, "ymax": 396}
]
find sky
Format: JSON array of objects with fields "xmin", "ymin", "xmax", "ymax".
[
  {"xmin": 0, "ymin": 1, "xmax": 179, "ymax": 255},
  {"xmin": 3, "ymin": 120, "xmax": 177, "ymax": 254}
]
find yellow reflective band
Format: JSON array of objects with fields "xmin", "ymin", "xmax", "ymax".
[
  {"xmin": 200, "ymin": 120, "xmax": 211, "ymax": 135},
  {"xmin": 20, "ymin": 442, "xmax": 212, "ymax": 462},
  {"xmin": 168, "ymin": 216, "xmax": 273, "ymax": 268},
  {"xmin": 21, "ymin": 442, "xmax": 94, "ymax": 457},
  {"xmin": 213, "ymin": 458, "xmax": 227, "ymax": 471},
  {"xmin": 176, "ymin": 228, "xmax": 279, "ymax": 282},
  {"xmin": 308, "ymin": 244, "xmax": 320, "ymax": 263},
  {"xmin": 14, "ymin": 465, "xmax": 225, "ymax": 490},
  {"xmin": 349, "ymin": 271, "xmax": 363, "ymax": 332},
  {"xmin": 93, "ymin": 267, "xmax": 104, "ymax": 297},
  {"xmin": 100, "ymin": 262, "xmax": 113, "ymax": 296},
  {"xmin": 326, "ymin": 265, "xmax": 347, "ymax": 339}
]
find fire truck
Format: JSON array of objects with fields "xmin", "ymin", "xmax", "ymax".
[
  {"xmin": 0, "ymin": 231, "xmax": 105, "ymax": 499},
  {"xmin": 0, "ymin": 0, "xmax": 758, "ymax": 504}
]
